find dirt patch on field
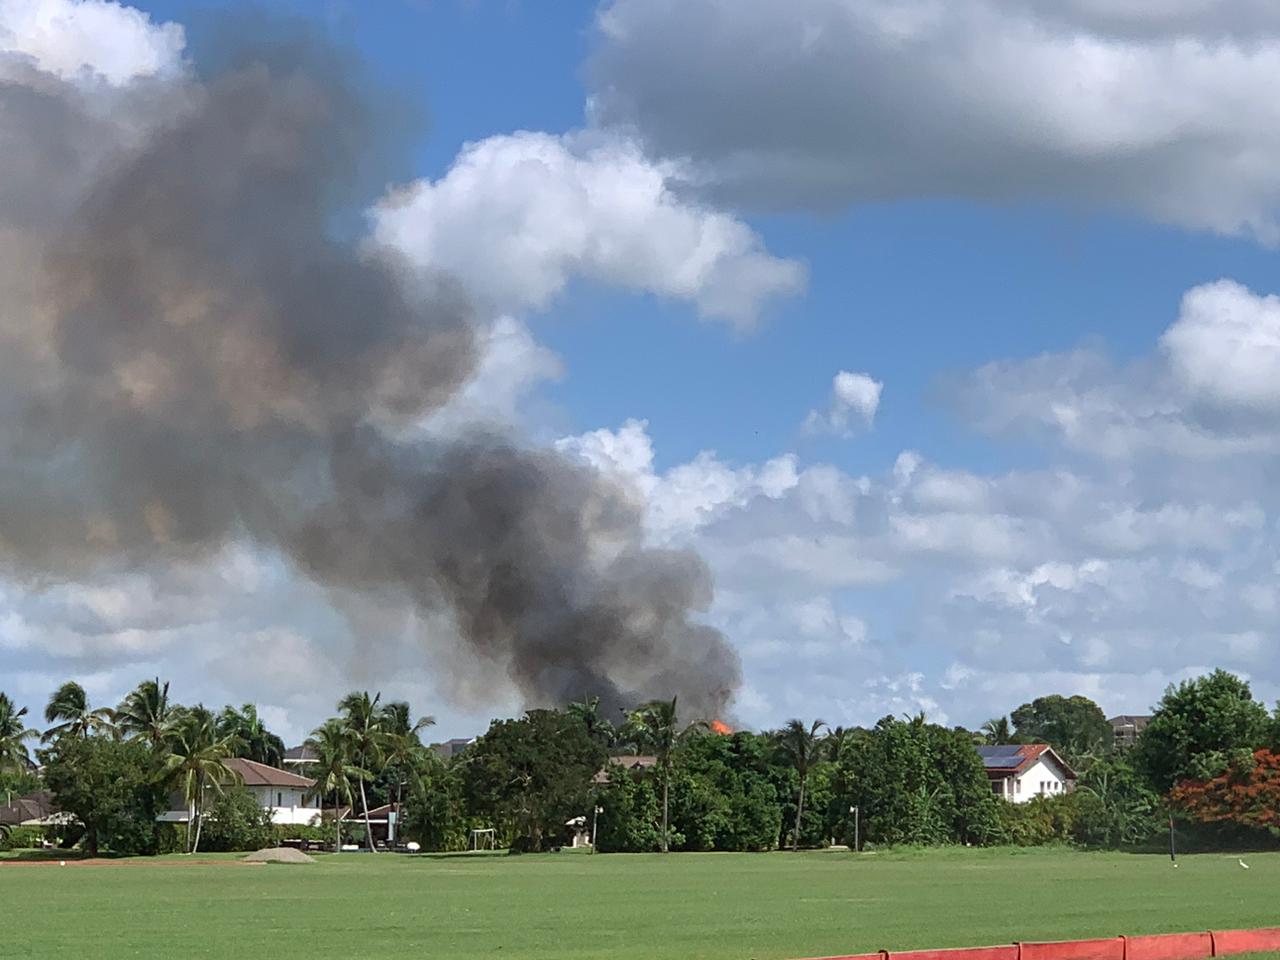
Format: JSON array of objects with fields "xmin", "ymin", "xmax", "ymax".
[{"xmin": 243, "ymin": 847, "xmax": 316, "ymax": 864}]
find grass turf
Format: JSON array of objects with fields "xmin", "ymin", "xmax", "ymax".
[{"xmin": 3, "ymin": 846, "xmax": 1279, "ymax": 960}]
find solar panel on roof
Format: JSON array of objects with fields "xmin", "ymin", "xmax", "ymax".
[{"xmin": 976, "ymin": 745, "xmax": 1022, "ymax": 758}]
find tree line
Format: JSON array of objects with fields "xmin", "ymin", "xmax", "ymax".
[{"xmin": 4, "ymin": 668, "xmax": 1280, "ymax": 856}]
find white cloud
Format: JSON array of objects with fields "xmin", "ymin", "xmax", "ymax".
[
  {"xmin": 803, "ymin": 370, "xmax": 882, "ymax": 436},
  {"xmin": 556, "ymin": 418, "xmax": 799, "ymax": 542},
  {"xmin": 0, "ymin": 0, "xmax": 184, "ymax": 85},
  {"xmin": 590, "ymin": 0, "xmax": 1280, "ymax": 240},
  {"xmin": 1162, "ymin": 280, "xmax": 1280, "ymax": 410},
  {"xmin": 415, "ymin": 316, "xmax": 564, "ymax": 437},
  {"xmin": 957, "ymin": 281, "xmax": 1280, "ymax": 462},
  {"xmin": 372, "ymin": 131, "xmax": 805, "ymax": 330}
]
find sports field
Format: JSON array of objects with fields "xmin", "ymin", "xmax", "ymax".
[{"xmin": 3, "ymin": 847, "xmax": 1279, "ymax": 960}]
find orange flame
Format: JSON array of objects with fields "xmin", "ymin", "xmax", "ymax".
[{"xmin": 710, "ymin": 719, "xmax": 732, "ymax": 735}]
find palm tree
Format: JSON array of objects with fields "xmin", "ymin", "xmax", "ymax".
[
  {"xmin": 624, "ymin": 696, "xmax": 707, "ymax": 853},
  {"xmin": 981, "ymin": 717, "xmax": 1016, "ymax": 745},
  {"xmin": 567, "ymin": 696, "xmax": 616, "ymax": 748},
  {"xmin": 42, "ymin": 681, "xmax": 114, "ymax": 742},
  {"xmin": 380, "ymin": 701, "xmax": 435, "ymax": 814},
  {"xmin": 217, "ymin": 703, "xmax": 286, "ymax": 766},
  {"xmin": 825, "ymin": 725, "xmax": 858, "ymax": 765},
  {"xmin": 776, "ymin": 718, "xmax": 827, "ymax": 851},
  {"xmin": 307, "ymin": 719, "xmax": 366, "ymax": 853},
  {"xmin": 338, "ymin": 691, "xmax": 386, "ymax": 852},
  {"xmin": 162, "ymin": 705, "xmax": 238, "ymax": 854},
  {"xmin": 0, "ymin": 692, "xmax": 37, "ymax": 777},
  {"xmin": 115, "ymin": 678, "xmax": 173, "ymax": 751}
]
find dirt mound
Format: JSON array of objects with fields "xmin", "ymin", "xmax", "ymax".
[{"xmin": 242, "ymin": 847, "xmax": 316, "ymax": 864}]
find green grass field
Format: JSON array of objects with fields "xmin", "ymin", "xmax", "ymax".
[{"xmin": 3, "ymin": 847, "xmax": 1279, "ymax": 960}]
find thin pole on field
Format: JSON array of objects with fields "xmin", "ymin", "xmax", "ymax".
[{"xmin": 1168, "ymin": 814, "xmax": 1176, "ymax": 863}]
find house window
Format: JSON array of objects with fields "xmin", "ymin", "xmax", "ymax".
[
  {"xmin": 277, "ymin": 792, "xmax": 283, "ymax": 807},
  {"xmin": 1015, "ymin": 779, "xmax": 1021, "ymax": 793}
]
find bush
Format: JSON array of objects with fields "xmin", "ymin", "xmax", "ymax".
[
  {"xmin": 0, "ymin": 825, "xmax": 44, "ymax": 850},
  {"xmin": 199, "ymin": 787, "xmax": 275, "ymax": 853},
  {"xmin": 272, "ymin": 822, "xmax": 333, "ymax": 845}
]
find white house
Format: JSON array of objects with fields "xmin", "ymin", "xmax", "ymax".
[
  {"xmin": 976, "ymin": 744, "xmax": 1076, "ymax": 803},
  {"xmin": 160, "ymin": 757, "xmax": 323, "ymax": 826}
]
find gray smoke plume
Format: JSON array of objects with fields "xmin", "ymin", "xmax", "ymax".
[{"xmin": 0, "ymin": 36, "xmax": 740, "ymax": 718}]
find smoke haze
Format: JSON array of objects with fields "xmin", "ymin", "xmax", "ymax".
[{"xmin": 0, "ymin": 30, "xmax": 740, "ymax": 718}]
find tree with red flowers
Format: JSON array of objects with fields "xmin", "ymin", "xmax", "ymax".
[{"xmin": 1170, "ymin": 749, "xmax": 1280, "ymax": 830}]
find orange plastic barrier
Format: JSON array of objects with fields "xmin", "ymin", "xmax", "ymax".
[
  {"xmin": 1123, "ymin": 933, "xmax": 1215, "ymax": 960},
  {"xmin": 1211, "ymin": 928, "xmax": 1280, "ymax": 957},
  {"xmin": 1019, "ymin": 939, "xmax": 1125, "ymax": 960},
  {"xmin": 798, "ymin": 926, "xmax": 1280, "ymax": 960},
  {"xmin": 890, "ymin": 946, "xmax": 1020, "ymax": 960}
]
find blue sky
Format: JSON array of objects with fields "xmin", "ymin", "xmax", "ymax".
[{"xmin": 7, "ymin": 0, "xmax": 1280, "ymax": 742}]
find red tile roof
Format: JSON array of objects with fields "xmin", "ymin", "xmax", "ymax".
[
  {"xmin": 979, "ymin": 744, "xmax": 1076, "ymax": 779},
  {"xmin": 224, "ymin": 757, "xmax": 315, "ymax": 789}
]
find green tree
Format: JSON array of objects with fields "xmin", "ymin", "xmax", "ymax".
[
  {"xmin": 0, "ymin": 692, "xmax": 37, "ymax": 778},
  {"xmin": 306, "ymin": 718, "xmax": 366, "ymax": 853},
  {"xmin": 671, "ymin": 730, "xmax": 784, "ymax": 852},
  {"xmin": 338, "ymin": 691, "xmax": 386, "ymax": 852},
  {"xmin": 42, "ymin": 681, "xmax": 114, "ymax": 742},
  {"xmin": 217, "ymin": 703, "xmax": 286, "ymax": 767},
  {"xmin": 401, "ymin": 757, "xmax": 468, "ymax": 852},
  {"xmin": 40, "ymin": 735, "xmax": 168, "ymax": 855},
  {"xmin": 1076, "ymin": 755, "xmax": 1163, "ymax": 847},
  {"xmin": 199, "ymin": 785, "xmax": 275, "ymax": 852},
  {"xmin": 839, "ymin": 715, "xmax": 1002, "ymax": 846},
  {"xmin": 1133, "ymin": 669, "xmax": 1271, "ymax": 791},
  {"xmin": 567, "ymin": 696, "xmax": 617, "ymax": 748},
  {"xmin": 380, "ymin": 700, "xmax": 435, "ymax": 812},
  {"xmin": 162, "ymin": 706, "xmax": 239, "ymax": 854},
  {"xmin": 464, "ymin": 709, "xmax": 606, "ymax": 851},
  {"xmin": 980, "ymin": 717, "xmax": 1017, "ymax": 745},
  {"xmin": 623, "ymin": 696, "xmax": 707, "ymax": 853},
  {"xmin": 1010, "ymin": 695, "xmax": 1111, "ymax": 766},
  {"xmin": 775, "ymin": 719, "xmax": 826, "ymax": 850},
  {"xmin": 115, "ymin": 678, "xmax": 174, "ymax": 751}
]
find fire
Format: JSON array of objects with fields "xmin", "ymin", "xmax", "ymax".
[{"xmin": 710, "ymin": 719, "xmax": 732, "ymax": 735}]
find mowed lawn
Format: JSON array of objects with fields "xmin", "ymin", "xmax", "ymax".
[{"xmin": 3, "ymin": 847, "xmax": 1280, "ymax": 960}]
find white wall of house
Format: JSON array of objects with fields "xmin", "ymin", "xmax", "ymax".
[
  {"xmin": 161, "ymin": 785, "xmax": 322, "ymax": 825},
  {"xmin": 245, "ymin": 784, "xmax": 322, "ymax": 825},
  {"xmin": 991, "ymin": 756, "xmax": 1071, "ymax": 804}
]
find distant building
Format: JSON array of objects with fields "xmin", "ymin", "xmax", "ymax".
[
  {"xmin": 1108, "ymin": 715, "xmax": 1151, "ymax": 748},
  {"xmin": 282, "ymin": 744, "xmax": 319, "ymax": 771},
  {"xmin": 977, "ymin": 744, "xmax": 1076, "ymax": 803},
  {"xmin": 159, "ymin": 758, "xmax": 322, "ymax": 826},
  {"xmin": 0, "ymin": 790, "xmax": 63, "ymax": 830},
  {"xmin": 593, "ymin": 755, "xmax": 659, "ymax": 785},
  {"xmin": 429, "ymin": 738, "xmax": 476, "ymax": 761}
]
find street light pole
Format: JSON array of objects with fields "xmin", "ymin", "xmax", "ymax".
[
  {"xmin": 592, "ymin": 805, "xmax": 603, "ymax": 848},
  {"xmin": 850, "ymin": 805, "xmax": 859, "ymax": 852}
]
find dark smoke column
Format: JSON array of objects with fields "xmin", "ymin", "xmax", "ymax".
[{"xmin": 0, "ymin": 41, "xmax": 741, "ymax": 719}]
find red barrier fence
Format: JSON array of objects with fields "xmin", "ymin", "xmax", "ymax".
[
  {"xmin": 801, "ymin": 927, "xmax": 1280, "ymax": 960},
  {"xmin": 1212, "ymin": 929, "xmax": 1280, "ymax": 957}
]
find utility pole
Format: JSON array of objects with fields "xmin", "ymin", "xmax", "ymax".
[{"xmin": 850, "ymin": 805, "xmax": 860, "ymax": 852}]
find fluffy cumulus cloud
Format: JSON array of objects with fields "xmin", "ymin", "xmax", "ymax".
[
  {"xmin": 959, "ymin": 280, "xmax": 1280, "ymax": 461},
  {"xmin": 1161, "ymin": 281, "xmax": 1280, "ymax": 411},
  {"xmin": 556, "ymin": 418, "xmax": 799, "ymax": 543},
  {"xmin": 0, "ymin": 0, "xmax": 184, "ymax": 84},
  {"xmin": 545, "ymin": 278, "xmax": 1280, "ymax": 729},
  {"xmin": 589, "ymin": 0, "xmax": 1280, "ymax": 240},
  {"xmin": 371, "ymin": 131, "xmax": 805, "ymax": 329},
  {"xmin": 804, "ymin": 370, "xmax": 882, "ymax": 436}
]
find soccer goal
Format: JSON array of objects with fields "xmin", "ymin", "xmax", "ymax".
[{"xmin": 470, "ymin": 827, "xmax": 496, "ymax": 851}]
